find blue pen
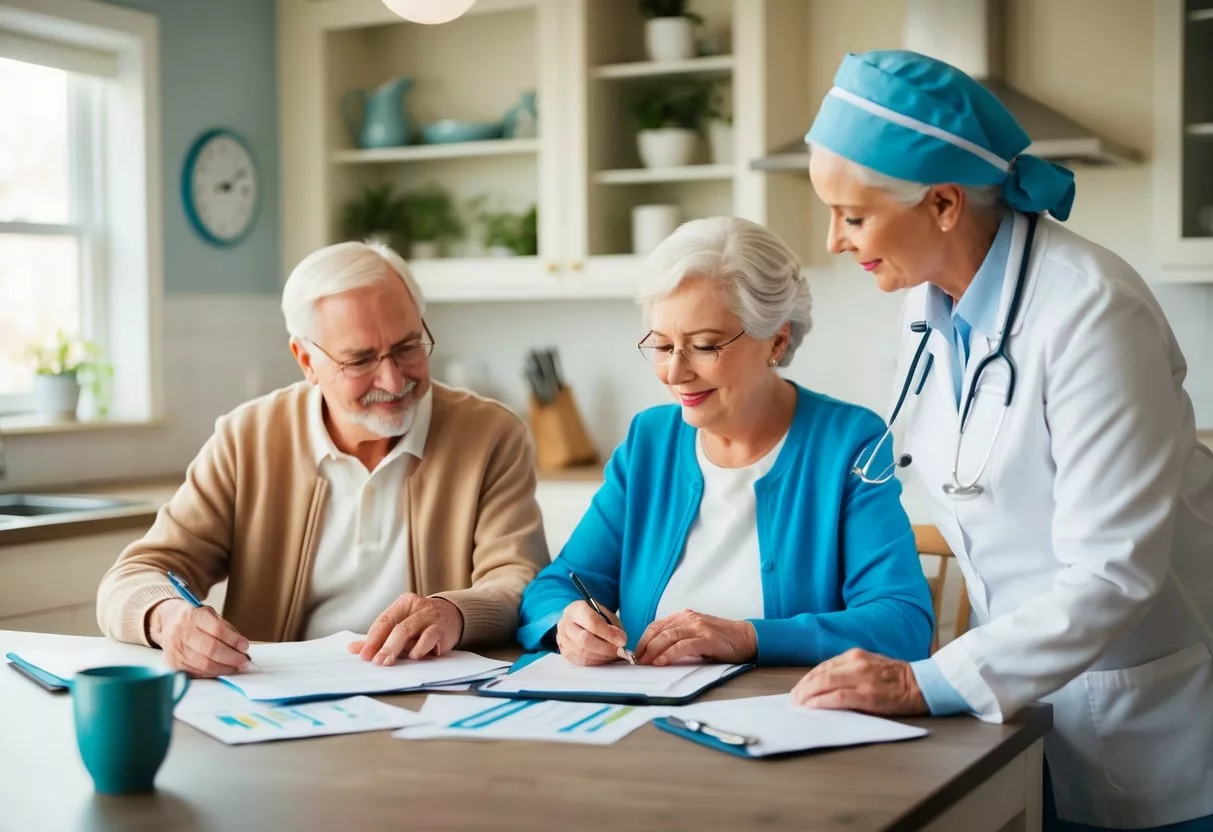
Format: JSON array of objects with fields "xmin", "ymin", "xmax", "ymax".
[{"xmin": 166, "ymin": 570, "xmax": 258, "ymax": 671}]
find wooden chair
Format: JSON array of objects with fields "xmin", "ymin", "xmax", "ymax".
[{"xmin": 913, "ymin": 524, "xmax": 971, "ymax": 654}]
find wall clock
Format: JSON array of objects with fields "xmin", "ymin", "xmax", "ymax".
[{"xmin": 181, "ymin": 128, "xmax": 259, "ymax": 248}]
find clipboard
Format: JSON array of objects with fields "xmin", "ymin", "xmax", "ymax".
[
  {"xmin": 473, "ymin": 651, "xmax": 755, "ymax": 706},
  {"xmin": 5, "ymin": 654, "xmax": 70, "ymax": 692},
  {"xmin": 653, "ymin": 716, "xmax": 766, "ymax": 758}
]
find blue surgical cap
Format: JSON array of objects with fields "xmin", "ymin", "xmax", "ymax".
[{"xmin": 806, "ymin": 50, "xmax": 1076, "ymax": 221}]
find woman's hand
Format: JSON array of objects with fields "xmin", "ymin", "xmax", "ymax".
[
  {"xmin": 555, "ymin": 601, "xmax": 630, "ymax": 666},
  {"xmin": 634, "ymin": 609, "xmax": 757, "ymax": 666},
  {"xmin": 791, "ymin": 648, "xmax": 929, "ymax": 716}
]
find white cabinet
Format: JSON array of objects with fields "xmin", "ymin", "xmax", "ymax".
[
  {"xmin": 1154, "ymin": 0, "xmax": 1213, "ymax": 274},
  {"xmin": 277, "ymin": 0, "xmax": 817, "ymax": 302}
]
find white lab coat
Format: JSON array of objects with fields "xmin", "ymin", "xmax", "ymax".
[{"xmin": 895, "ymin": 211, "xmax": 1213, "ymax": 829}]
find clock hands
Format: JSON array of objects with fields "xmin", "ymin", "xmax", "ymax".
[{"xmin": 213, "ymin": 168, "xmax": 250, "ymax": 193}]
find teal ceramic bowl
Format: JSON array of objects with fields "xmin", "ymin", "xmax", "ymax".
[{"xmin": 420, "ymin": 120, "xmax": 504, "ymax": 144}]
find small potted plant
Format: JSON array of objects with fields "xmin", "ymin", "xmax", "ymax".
[
  {"xmin": 339, "ymin": 183, "xmax": 409, "ymax": 254},
  {"xmin": 629, "ymin": 80, "xmax": 712, "ymax": 168},
  {"xmin": 639, "ymin": 0, "xmax": 702, "ymax": 62},
  {"xmin": 24, "ymin": 331, "xmax": 112, "ymax": 421},
  {"xmin": 472, "ymin": 199, "xmax": 538, "ymax": 257},
  {"xmin": 401, "ymin": 183, "xmax": 465, "ymax": 259}
]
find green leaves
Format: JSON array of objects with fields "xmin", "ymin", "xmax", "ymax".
[{"xmin": 629, "ymin": 79, "xmax": 714, "ymax": 131}]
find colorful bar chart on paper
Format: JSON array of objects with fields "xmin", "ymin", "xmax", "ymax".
[
  {"xmin": 176, "ymin": 695, "xmax": 426, "ymax": 745},
  {"xmin": 393, "ymin": 695, "xmax": 664, "ymax": 746}
]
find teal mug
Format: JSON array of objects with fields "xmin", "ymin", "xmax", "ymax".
[{"xmin": 72, "ymin": 666, "xmax": 190, "ymax": 795}]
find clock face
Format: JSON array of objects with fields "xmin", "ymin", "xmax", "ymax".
[{"xmin": 185, "ymin": 131, "xmax": 258, "ymax": 246}]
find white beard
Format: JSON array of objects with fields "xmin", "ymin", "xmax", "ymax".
[{"xmin": 348, "ymin": 380, "xmax": 418, "ymax": 438}]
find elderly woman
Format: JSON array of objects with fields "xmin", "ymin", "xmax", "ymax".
[
  {"xmin": 790, "ymin": 51, "xmax": 1213, "ymax": 832},
  {"xmin": 516, "ymin": 217, "xmax": 934, "ymax": 669}
]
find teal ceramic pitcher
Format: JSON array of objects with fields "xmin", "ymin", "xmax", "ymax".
[{"xmin": 342, "ymin": 76, "xmax": 414, "ymax": 149}]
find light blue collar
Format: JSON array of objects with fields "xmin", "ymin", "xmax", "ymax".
[{"xmin": 924, "ymin": 209, "xmax": 1015, "ymax": 336}]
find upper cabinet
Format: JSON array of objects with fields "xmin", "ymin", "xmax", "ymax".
[
  {"xmin": 1155, "ymin": 0, "xmax": 1213, "ymax": 273},
  {"xmin": 277, "ymin": 0, "xmax": 816, "ymax": 302}
]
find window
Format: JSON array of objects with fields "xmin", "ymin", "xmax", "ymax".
[
  {"xmin": 0, "ymin": 0, "xmax": 161, "ymax": 425},
  {"xmin": 0, "ymin": 57, "xmax": 106, "ymax": 412}
]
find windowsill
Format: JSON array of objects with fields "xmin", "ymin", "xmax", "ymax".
[{"xmin": 0, "ymin": 415, "xmax": 167, "ymax": 437}]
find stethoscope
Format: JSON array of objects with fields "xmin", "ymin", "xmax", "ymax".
[{"xmin": 852, "ymin": 213, "xmax": 1038, "ymax": 500}]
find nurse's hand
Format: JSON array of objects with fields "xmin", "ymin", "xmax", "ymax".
[
  {"xmin": 791, "ymin": 648, "xmax": 928, "ymax": 716},
  {"xmin": 634, "ymin": 609, "xmax": 758, "ymax": 666}
]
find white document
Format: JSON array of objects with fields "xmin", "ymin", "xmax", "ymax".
[
  {"xmin": 663, "ymin": 694, "xmax": 928, "ymax": 757},
  {"xmin": 478, "ymin": 652, "xmax": 744, "ymax": 699},
  {"xmin": 176, "ymin": 693, "xmax": 427, "ymax": 745},
  {"xmin": 393, "ymin": 694, "xmax": 665, "ymax": 746},
  {"xmin": 219, "ymin": 631, "xmax": 511, "ymax": 704}
]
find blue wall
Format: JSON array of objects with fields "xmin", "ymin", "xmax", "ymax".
[{"xmin": 104, "ymin": 0, "xmax": 280, "ymax": 294}]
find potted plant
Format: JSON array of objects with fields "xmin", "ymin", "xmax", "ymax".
[
  {"xmin": 639, "ymin": 0, "xmax": 702, "ymax": 62},
  {"xmin": 629, "ymin": 80, "xmax": 712, "ymax": 168},
  {"xmin": 401, "ymin": 183, "xmax": 465, "ymax": 259},
  {"xmin": 339, "ymin": 183, "xmax": 409, "ymax": 255},
  {"xmin": 472, "ymin": 199, "xmax": 538, "ymax": 257},
  {"xmin": 24, "ymin": 331, "xmax": 112, "ymax": 421}
]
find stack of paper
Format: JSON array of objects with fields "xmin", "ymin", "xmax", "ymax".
[
  {"xmin": 221, "ymin": 631, "xmax": 510, "ymax": 704},
  {"xmin": 393, "ymin": 694, "xmax": 665, "ymax": 746},
  {"xmin": 477, "ymin": 652, "xmax": 748, "ymax": 703}
]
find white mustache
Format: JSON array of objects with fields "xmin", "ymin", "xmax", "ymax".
[{"xmin": 360, "ymin": 379, "xmax": 416, "ymax": 406}]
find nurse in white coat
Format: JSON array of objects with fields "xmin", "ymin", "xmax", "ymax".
[{"xmin": 790, "ymin": 50, "xmax": 1213, "ymax": 832}]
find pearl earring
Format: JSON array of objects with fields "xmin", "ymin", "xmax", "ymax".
[{"xmin": 768, "ymin": 357, "xmax": 778, "ymax": 366}]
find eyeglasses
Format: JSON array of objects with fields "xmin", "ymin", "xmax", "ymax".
[
  {"xmin": 307, "ymin": 321, "xmax": 435, "ymax": 379},
  {"xmin": 637, "ymin": 328, "xmax": 746, "ymax": 367}
]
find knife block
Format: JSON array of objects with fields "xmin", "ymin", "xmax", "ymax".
[{"xmin": 529, "ymin": 387, "xmax": 598, "ymax": 471}]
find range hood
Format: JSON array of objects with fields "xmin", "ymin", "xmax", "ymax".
[{"xmin": 752, "ymin": 0, "xmax": 1141, "ymax": 173}]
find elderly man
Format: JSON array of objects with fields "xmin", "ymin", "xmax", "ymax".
[{"xmin": 96, "ymin": 241, "xmax": 548, "ymax": 677}]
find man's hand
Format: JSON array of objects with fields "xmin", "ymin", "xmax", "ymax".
[
  {"xmin": 348, "ymin": 594, "xmax": 464, "ymax": 665},
  {"xmin": 555, "ymin": 601, "xmax": 630, "ymax": 666},
  {"xmin": 791, "ymin": 648, "xmax": 929, "ymax": 716},
  {"xmin": 634, "ymin": 609, "xmax": 757, "ymax": 666},
  {"xmin": 150, "ymin": 599, "xmax": 252, "ymax": 678}
]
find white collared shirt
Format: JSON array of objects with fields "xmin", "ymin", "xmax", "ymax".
[{"xmin": 300, "ymin": 386, "xmax": 433, "ymax": 640}]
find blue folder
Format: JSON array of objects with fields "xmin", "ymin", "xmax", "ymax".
[
  {"xmin": 5, "ymin": 653, "xmax": 71, "ymax": 692},
  {"xmin": 473, "ymin": 651, "xmax": 754, "ymax": 706}
]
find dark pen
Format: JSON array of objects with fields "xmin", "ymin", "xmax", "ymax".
[{"xmin": 567, "ymin": 570, "xmax": 636, "ymax": 665}]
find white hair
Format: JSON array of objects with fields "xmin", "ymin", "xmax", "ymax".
[
  {"xmin": 637, "ymin": 217, "xmax": 812, "ymax": 368},
  {"xmin": 281, "ymin": 240, "xmax": 426, "ymax": 340},
  {"xmin": 807, "ymin": 141, "xmax": 1003, "ymax": 218}
]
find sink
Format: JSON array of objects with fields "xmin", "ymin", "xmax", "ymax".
[{"xmin": 0, "ymin": 493, "xmax": 146, "ymax": 518}]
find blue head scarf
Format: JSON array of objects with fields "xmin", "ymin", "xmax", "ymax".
[{"xmin": 805, "ymin": 50, "xmax": 1076, "ymax": 221}]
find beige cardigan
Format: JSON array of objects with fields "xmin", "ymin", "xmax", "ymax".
[{"xmin": 96, "ymin": 382, "xmax": 550, "ymax": 647}]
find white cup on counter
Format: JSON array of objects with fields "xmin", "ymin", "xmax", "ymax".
[{"xmin": 632, "ymin": 204, "xmax": 680, "ymax": 256}]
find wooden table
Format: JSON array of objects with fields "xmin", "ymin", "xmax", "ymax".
[{"xmin": 0, "ymin": 630, "xmax": 1050, "ymax": 832}]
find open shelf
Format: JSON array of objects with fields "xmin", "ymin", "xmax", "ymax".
[
  {"xmin": 594, "ymin": 164, "xmax": 733, "ymax": 185},
  {"xmin": 592, "ymin": 55, "xmax": 734, "ymax": 80},
  {"xmin": 331, "ymin": 138, "xmax": 540, "ymax": 164}
]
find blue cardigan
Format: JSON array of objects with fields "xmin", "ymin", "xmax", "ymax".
[{"xmin": 517, "ymin": 383, "xmax": 935, "ymax": 665}]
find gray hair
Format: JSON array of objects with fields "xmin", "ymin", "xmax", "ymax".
[
  {"xmin": 281, "ymin": 240, "xmax": 425, "ymax": 340},
  {"xmin": 637, "ymin": 217, "xmax": 812, "ymax": 368},
  {"xmin": 807, "ymin": 142, "xmax": 1003, "ymax": 218}
]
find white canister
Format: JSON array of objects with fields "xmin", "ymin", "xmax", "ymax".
[
  {"xmin": 708, "ymin": 119, "xmax": 733, "ymax": 165},
  {"xmin": 632, "ymin": 204, "xmax": 681, "ymax": 256},
  {"xmin": 645, "ymin": 17, "xmax": 696, "ymax": 62}
]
